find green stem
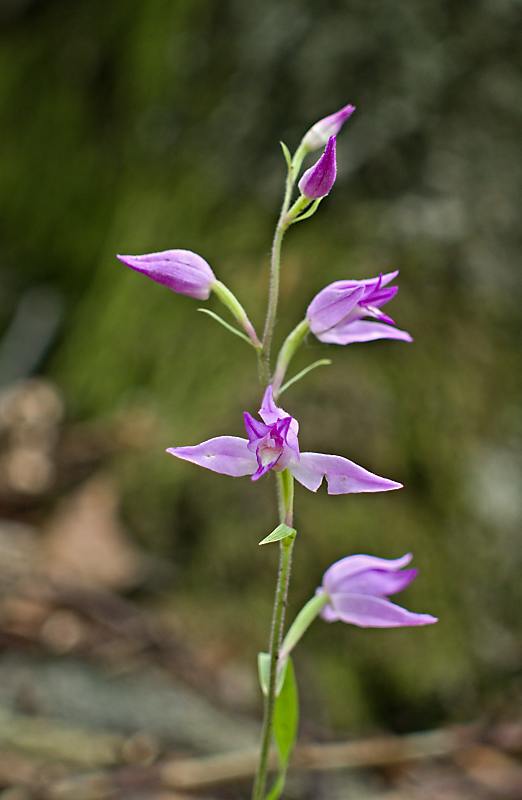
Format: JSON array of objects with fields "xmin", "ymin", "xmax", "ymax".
[
  {"xmin": 260, "ymin": 144, "xmax": 307, "ymax": 383},
  {"xmin": 251, "ymin": 471, "xmax": 295, "ymax": 800}
]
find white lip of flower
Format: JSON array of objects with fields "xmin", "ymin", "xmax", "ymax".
[
  {"xmin": 365, "ymin": 304, "xmax": 380, "ymax": 317},
  {"xmin": 259, "ymin": 444, "xmax": 282, "ymax": 466}
]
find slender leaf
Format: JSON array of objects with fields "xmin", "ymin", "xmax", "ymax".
[
  {"xmin": 273, "ymin": 657, "xmax": 299, "ymax": 762},
  {"xmin": 279, "ymin": 140, "xmax": 292, "ymax": 170},
  {"xmin": 292, "ymin": 197, "xmax": 322, "ymax": 223},
  {"xmin": 265, "ymin": 771, "xmax": 285, "ymax": 800},
  {"xmin": 258, "ymin": 523, "xmax": 296, "ymax": 546},
  {"xmin": 279, "ymin": 359, "xmax": 332, "ymax": 395},
  {"xmin": 197, "ymin": 308, "xmax": 253, "ymax": 345},
  {"xmin": 265, "ymin": 657, "xmax": 299, "ymax": 799}
]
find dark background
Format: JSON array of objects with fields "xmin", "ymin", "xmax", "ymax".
[{"xmin": 0, "ymin": 1, "xmax": 521, "ymax": 797}]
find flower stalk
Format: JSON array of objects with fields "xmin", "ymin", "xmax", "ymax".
[
  {"xmin": 252, "ymin": 470, "xmax": 295, "ymax": 800},
  {"xmin": 116, "ymin": 103, "xmax": 438, "ymax": 800},
  {"xmin": 260, "ymin": 173, "xmax": 295, "ymax": 382}
]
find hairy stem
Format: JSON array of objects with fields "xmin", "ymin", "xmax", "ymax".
[
  {"xmin": 260, "ymin": 143, "xmax": 307, "ymax": 382},
  {"xmin": 251, "ymin": 470, "xmax": 295, "ymax": 800}
]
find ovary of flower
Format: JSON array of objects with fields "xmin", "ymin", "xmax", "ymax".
[{"xmin": 167, "ymin": 386, "xmax": 402, "ymax": 495}]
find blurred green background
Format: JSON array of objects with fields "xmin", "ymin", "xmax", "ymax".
[{"xmin": 1, "ymin": 0, "xmax": 521, "ymax": 742}]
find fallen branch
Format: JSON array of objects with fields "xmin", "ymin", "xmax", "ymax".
[{"xmin": 161, "ymin": 725, "xmax": 476, "ymax": 790}]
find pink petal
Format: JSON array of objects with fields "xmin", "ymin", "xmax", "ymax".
[
  {"xmin": 259, "ymin": 385, "xmax": 283, "ymax": 424},
  {"xmin": 324, "ymin": 593, "xmax": 438, "ymax": 628},
  {"xmin": 167, "ymin": 437, "xmax": 257, "ymax": 477},
  {"xmin": 290, "ymin": 452, "xmax": 402, "ymax": 494},
  {"xmin": 307, "ymin": 284, "xmax": 366, "ymax": 335},
  {"xmin": 323, "ymin": 554, "xmax": 413, "ymax": 592},
  {"xmin": 243, "ymin": 412, "xmax": 270, "ymax": 443},
  {"xmin": 360, "ymin": 270, "xmax": 399, "ymax": 289},
  {"xmin": 318, "ymin": 320, "xmax": 413, "ymax": 345},
  {"xmin": 335, "ymin": 568, "xmax": 418, "ymax": 596}
]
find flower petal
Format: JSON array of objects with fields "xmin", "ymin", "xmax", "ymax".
[
  {"xmin": 324, "ymin": 593, "xmax": 438, "ymax": 628},
  {"xmin": 334, "ymin": 568, "xmax": 418, "ymax": 597},
  {"xmin": 322, "ymin": 554, "xmax": 413, "ymax": 592},
  {"xmin": 298, "ymin": 135, "xmax": 337, "ymax": 199},
  {"xmin": 317, "ymin": 320, "xmax": 413, "ymax": 345},
  {"xmin": 243, "ymin": 412, "xmax": 270, "ymax": 443},
  {"xmin": 307, "ymin": 284, "xmax": 366, "ymax": 335},
  {"xmin": 359, "ymin": 270, "xmax": 399, "ymax": 289},
  {"xmin": 259, "ymin": 385, "xmax": 284, "ymax": 424},
  {"xmin": 167, "ymin": 437, "xmax": 257, "ymax": 477},
  {"xmin": 290, "ymin": 452, "xmax": 402, "ymax": 494},
  {"xmin": 117, "ymin": 250, "xmax": 215, "ymax": 300}
]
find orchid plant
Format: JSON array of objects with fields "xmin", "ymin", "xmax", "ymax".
[{"xmin": 118, "ymin": 102, "xmax": 437, "ymax": 800}]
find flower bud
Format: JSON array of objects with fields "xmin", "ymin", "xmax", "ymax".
[
  {"xmin": 117, "ymin": 250, "xmax": 216, "ymax": 300},
  {"xmin": 298, "ymin": 136, "xmax": 337, "ymax": 200},
  {"xmin": 302, "ymin": 104, "xmax": 355, "ymax": 152}
]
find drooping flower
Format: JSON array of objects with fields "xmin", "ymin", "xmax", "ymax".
[
  {"xmin": 302, "ymin": 104, "xmax": 356, "ymax": 151},
  {"xmin": 117, "ymin": 250, "xmax": 216, "ymax": 300},
  {"xmin": 167, "ymin": 386, "xmax": 401, "ymax": 495},
  {"xmin": 307, "ymin": 271, "xmax": 412, "ymax": 346},
  {"xmin": 298, "ymin": 136, "xmax": 337, "ymax": 199},
  {"xmin": 318, "ymin": 553, "xmax": 437, "ymax": 628}
]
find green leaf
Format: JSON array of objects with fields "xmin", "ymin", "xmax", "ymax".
[
  {"xmin": 265, "ymin": 657, "xmax": 299, "ymax": 798},
  {"xmin": 197, "ymin": 308, "xmax": 253, "ymax": 346},
  {"xmin": 257, "ymin": 652, "xmax": 288, "ymax": 697},
  {"xmin": 279, "ymin": 141, "xmax": 292, "ymax": 170},
  {"xmin": 278, "ymin": 358, "xmax": 332, "ymax": 396},
  {"xmin": 273, "ymin": 657, "xmax": 298, "ymax": 763},
  {"xmin": 292, "ymin": 197, "xmax": 323, "ymax": 223},
  {"xmin": 265, "ymin": 771, "xmax": 285, "ymax": 800},
  {"xmin": 258, "ymin": 523, "xmax": 296, "ymax": 546}
]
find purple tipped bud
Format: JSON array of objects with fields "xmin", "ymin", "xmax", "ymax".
[
  {"xmin": 298, "ymin": 136, "xmax": 337, "ymax": 199},
  {"xmin": 302, "ymin": 104, "xmax": 356, "ymax": 151},
  {"xmin": 117, "ymin": 249, "xmax": 216, "ymax": 300}
]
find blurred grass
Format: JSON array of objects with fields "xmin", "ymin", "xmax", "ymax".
[{"xmin": 1, "ymin": 0, "xmax": 521, "ymax": 734}]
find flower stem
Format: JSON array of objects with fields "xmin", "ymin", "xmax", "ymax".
[
  {"xmin": 260, "ymin": 143, "xmax": 307, "ymax": 383},
  {"xmin": 251, "ymin": 470, "xmax": 295, "ymax": 800}
]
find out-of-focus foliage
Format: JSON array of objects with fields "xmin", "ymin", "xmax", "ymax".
[{"xmin": 1, "ymin": 0, "xmax": 521, "ymax": 733}]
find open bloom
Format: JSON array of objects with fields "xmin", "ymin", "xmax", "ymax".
[
  {"xmin": 303, "ymin": 103, "xmax": 356, "ymax": 151},
  {"xmin": 307, "ymin": 271, "xmax": 412, "ymax": 345},
  {"xmin": 167, "ymin": 386, "xmax": 401, "ymax": 495},
  {"xmin": 117, "ymin": 249, "xmax": 216, "ymax": 300},
  {"xmin": 318, "ymin": 553, "xmax": 437, "ymax": 628},
  {"xmin": 298, "ymin": 136, "xmax": 337, "ymax": 199}
]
